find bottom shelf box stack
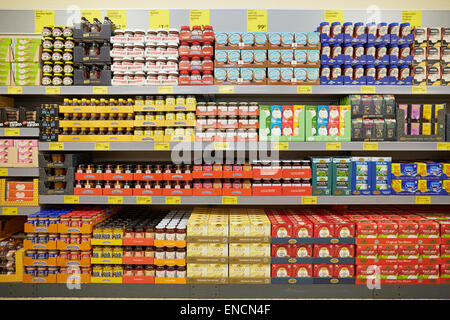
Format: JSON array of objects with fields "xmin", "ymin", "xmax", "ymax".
[
  {"xmin": 154, "ymin": 277, "xmax": 186, "ymax": 284},
  {"xmin": 122, "ymin": 275, "xmax": 155, "ymax": 284},
  {"xmin": 23, "ymin": 274, "xmax": 57, "ymax": 283},
  {"xmin": 91, "ymin": 277, "xmax": 122, "ymax": 283},
  {"xmin": 187, "ymin": 277, "xmax": 229, "ymax": 284},
  {"xmin": 228, "ymin": 278, "xmax": 271, "ymax": 284},
  {"xmin": 57, "ymin": 273, "xmax": 91, "ymax": 284}
]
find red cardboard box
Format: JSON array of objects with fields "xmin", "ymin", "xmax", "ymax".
[
  {"xmin": 418, "ymin": 264, "xmax": 440, "ymax": 279},
  {"xmin": 356, "ymin": 265, "xmax": 376, "ymax": 278},
  {"xmin": 419, "ymin": 244, "xmax": 440, "ymax": 258},
  {"xmin": 334, "ymin": 221, "xmax": 355, "ymax": 238},
  {"xmin": 439, "ymin": 221, "xmax": 450, "ymax": 238},
  {"xmin": 377, "ymin": 220, "xmax": 398, "ymax": 238},
  {"xmin": 377, "ymin": 244, "xmax": 398, "ymax": 259},
  {"xmin": 398, "ymin": 244, "xmax": 419, "ymax": 259},
  {"xmin": 272, "ymin": 244, "xmax": 291, "ymax": 257},
  {"xmin": 289, "ymin": 220, "xmax": 313, "ymax": 238},
  {"xmin": 335, "ymin": 244, "xmax": 355, "ymax": 258},
  {"xmin": 314, "ymin": 264, "xmax": 333, "ymax": 278},
  {"xmin": 440, "ymin": 264, "xmax": 450, "ymax": 278},
  {"xmin": 291, "ymin": 244, "xmax": 313, "ymax": 258},
  {"xmin": 398, "ymin": 220, "xmax": 419, "ymax": 238},
  {"xmin": 313, "ymin": 221, "xmax": 335, "ymax": 238},
  {"xmin": 398, "ymin": 264, "xmax": 419, "ymax": 279},
  {"xmin": 269, "ymin": 216, "xmax": 292, "ymax": 238},
  {"xmin": 291, "ymin": 264, "xmax": 313, "ymax": 278},
  {"xmin": 356, "ymin": 221, "xmax": 378, "ymax": 238},
  {"xmin": 271, "ymin": 264, "xmax": 291, "ymax": 278},
  {"xmin": 313, "ymin": 244, "xmax": 335, "ymax": 257},
  {"xmin": 356, "ymin": 244, "xmax": 377, "ymax": 259},
  {"xmin": 441, "ymin": 244, "xmax": 450, "ymax": 262},
  {"xmin": 418, "ymin": 220, "xmax": 440, "ymax": 238},
  {"xmin": 380, "ymin": 264, "xmax": 398, "ymax": 280},
  {"xmin": 334, "ymin": 264, "xmax": 355, "ymax": 278}
]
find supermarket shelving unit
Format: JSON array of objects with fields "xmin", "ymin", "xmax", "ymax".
[{"xmin": 0, "ymin": 8, "xmax": 449, "ymax": 299}]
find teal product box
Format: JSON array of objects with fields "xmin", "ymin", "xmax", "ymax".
[
  {"xmin": 270, "ymin": 105, "xmax": 283, "ymax": 138},
  {"xmin": 370, "ymin": 157, "xmax": 392, "ymax": 195},
  {"xmin": 391, "ymin": 179, "xmax": 418, "ymax": 195},
  {"xmin": 311, "ymin": 157, "xmax": 332, "ymax": 196},
  {"xmin": 317, "ymin": 105, "xmax": 329, "ymax": 137},
  {"xmin": 352, "ymin": 157, "xmax": 372, "ymax": 195},
  {"xmin": 417, "ymin": 179, "xmax": 445, "ymax": 195},
  {"xmin": 331, "ymin": 157, "xmax": 352, "ymax": 196},
  {"xmin": 391, "ymin": 162, "xmax": 418, "ymax": 180}
]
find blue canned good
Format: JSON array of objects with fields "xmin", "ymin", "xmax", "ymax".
[
  {"xmin": 47, "ymin": 266, "xmax": 59, "ymax": 275},
  {"xmin": 25, "ymin": 250, "xmax": 36, "ymax": 258},
  {"xmin": 38, "ymin": 214, "xmax": 49, "ymax": 227},
  {"xmin": 25, "ymin": 266, "xmax": 36, "ymax": 276},
  {"xmin": 38, "ymin": 234, "xmax": 49, "ymax": 244},
  {"xmin": 48, "ymin": 233, "xmax": 58, "ymax": 241},
  {"xmin": 36, "ymin": 250, "xmax": 48, "ymax": 260},
  {"xmin": 26, "ymin": 233, "xmax": 36, "ymax": 242},
  {"xmin": 48, "ymin": 250, "xmax": 59, "ymax": 258}
]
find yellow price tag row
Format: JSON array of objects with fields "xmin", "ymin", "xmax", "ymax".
[
  {"xmin": 4, "ymin": 128, "xmax": 20, "ymax": 136},
  {"xmin": 45, "ymin": 86, "xmax": 60, "ymax": 94},
  {"xmin": 7, "ymin": 87, "xmax": 22, "ymax": 94},
  {"xmin": 247, "ymin": 10, "xmax": 267, "ymax": 32},
  {"xmin": 81, "ymin": 10, "xmax": 102, "ymax": 23},
  {"xmin": 108, "ymin": 196, "xmax": 123, "ymax": 204},
  {"xmin": 149, "ymin": 10, "xmax": 170, "ymax": 29},
  {"xmin": 402, "ymin": 10, "xmax": 422, "ymax": 28},
  {"xmin": 64, "ymin": 196, "xmax": 79, "ymax": 204},
  {"xmin": 136, "ymin": 196, "xmax": 152, "ymax": 204},
  {"xmin": 222, "ymin": 196, "xmax": 238, "ymax": 205},
  {"xmin": 297, "ymin": 86, "xmax": 312, "ymax": 94},
  {"xmin": 95, "ymin": 143, "xmax": 110, "ymax": 151},
  {"xmin": 93, "ymin": 86, "xmax": 108, "ymax": 94},
  {"xmin": 363, "ymin": 142, "xmax": 379, "ymax": 151},
  {"xmin": 34, "ymin": 10, "xmax": 55, "ymax": 34},
  {"xmin": 158, "ymin": 86, "xmax": 173, "ymax": 94},
  {"xmin": 412, "ymin": 86, "xmax": 427, "ymax": 94},
  {"xmin": 107, "ymin": 10, "xmax": 127, "ymax": 29},
  {"xmin": 302, "ymin": 196, "xmax": 317, "ymax": 205},
  {"xmin": 49, "ymin": 142, "xmax": 64, "ymax": 150},
  {"xmin": 165, "ymin": 196, "xmax": 181, "ymax": 204},
  {"xmin": 190, "ymin": 10, "xmax": 210, "ymax": 28},
  {"xmin": 219, "ymin": 86, "xmax": 234, "ymax": 93},
  {"xmin": 0, "ymin": 168, "xmax": 8, "ymax": 176},
  {"xmin": 214, "ymin": 142, "xmax": 230, "ymax": 150},
  {"xmin": 326, "ymin": 142, "xmax": 341, "ymax": 150},
  {"xmin": 415, "ymin": 196, "xmax": 431, "ymax": 204},
  {"xmin": 437, "ymin": 142, "xmax": 450, "ymax": 151},
  {"xmin": 2, "ymin": 207, "xmax": 17, "ymax": 215}
]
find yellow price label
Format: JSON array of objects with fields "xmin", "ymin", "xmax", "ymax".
[
  {"xmin": 190, "ymin": 10, "xmax": 210, "ymax": 28},
  {"xmin": 108, "ymin": 196, "xmax": 123, "ymax": 204},
  {"xmin": 64, "ymin": 196, "xmax": 79, "ymax": 204},
  {"xmin": 95, "ymin": 143, "xmax": 110, "ymax": 151},
  {"xmin": 165, "ymin": 196, "xmax": 181, "ymax": 204},
  {"xmin": 437, "ymin": 142, "xmax": 450, "ymax": 150},
  {"xmin": 107, "ymin": 10, "xmax": 127, "ymax": 29},
  {"xmin": 324, "ymin": 10, "xmax": 345, "ymax": 24},
  {"xmin": 158, "ymin": 86, "xmax": 173, "ymax": 94},
  {"xmin": 92, "ymin": 86, "xmax": 108, "ymax": 94},
  {"xmin": 2, "ymin": 207, "xmax": 17, "ymax": 215},
  {"xmin": 302, "ymin": 196, "xmax": 317, "ymax": 205},
  {"xmin": 34, "ymin": 10, "xmax": 55, "ymax": 34},
  {"xmin": 326, "ymin": 142, "xmax": 341, "ymax": 150},
  {"xmin": 273, "ymin": 142, "xmax": 289, "ymax": 150},
  {"xmin": 136, "ymin": 196, "xmax": 152, "ymax": 204},
  {"xmin": 154, "ymin": 142, "xmax": 170, "ymax": 150},
  {"xmin": 4, "ymin": 128, "xmax": 20, "ymax": 136},
  {"xmin": 412, "ymin": 86, "xmax": 427, "ymax": 94},
  {"xmin": 297, "ymin": 86, "xmax": 313, "ymax": 94},
  {"xmin": 247, "ymin": 10, "xmax": 267, "ymax": 32},
  {"xmin": 363, "ymin": 142, "xmax": 379, "ymax": 150},
  {"xmin": 416, "ymin": 196, "xmax": 431, "ymax": 204},
  {"xmin": 81, "ymin": 10, "xmax": 102, "ymax": 23},
  {"xmin": 361, "ymin": 86, "xmax": 376, "ymax": 94},
  {"xmin": 7, "ymin": 87, "xmax": 22, "ymax": 94},
  {"xmin": 222, "ymin": 196, "xmax": 238, "ymax": 205},
  {"xmin": 149, "ymin": 10, "xmax": 170, "ymax": 29},
  {"xmin": 219, "ymin": 86, "xmax": 234, "ymax": 93},
  {"xmin": 402, "ymin": 11, "xmax": 422, "ymax": 28},
  {"xmin": 45, "ymin": 86, "xmax": 60, "ymax": 94},
  {"xmin": 214, "ymin": 142, "xmax": 230, "ymax": 150},
  {"xmin": 49, "ymin": 142, "xmax": 64, "ymax": 150},
  {"xmin": 0, "ymin": 168, "xmax": 8, "ymax": 176}
]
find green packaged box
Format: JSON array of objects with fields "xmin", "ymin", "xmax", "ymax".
[
  {"xmin": 305, "ymin": 105, "xmax": 351, "ymax": 142},
  {"xmin": 0, "ymin": 38, "xmax": 12, "ymax": 46},
  {"xmin": 331, "ymin": 157, "xmax": 352, "ymax": 196},
  {"xmin": 258, "ymin": 105, "xmax": 305, "ymax": 141},
  {"xmin": 311, "ymin": 157, "xmax": 332, "ymax": 196}
]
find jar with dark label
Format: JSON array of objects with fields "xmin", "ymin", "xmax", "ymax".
[
  {"xmin": 54, "ymin": 37, "xmax": 65, "ymax": 49},
  {"xmin": 124, "ymin": 265, "xmax": 133, "ymax": 276},
  {"xmin": 155, "ymin": 265, "xmax": 165, "ymax": 278},
  {"xmin": 52, "ymin": 26, "xmax": 63, "ymax": 37},
  {"xmin": 353, "ymin": 22, "xmax": 365, "ymax": 37},
  {"xmin": 42, "ymin": 49, "xmax": 52, "ymax": 61},
  {"xmin": 42, "ymin": 73, "xmax": 52, "ymax": 86},
  {"xmin": 399, "ymin": 65, "xmax": 410, "ymax": 80},
  {"xmin": 354, "ymin": 45, "xmax": 364, "ymax": 59},
  {"xmin": 155, "ymin": 246, "xmax": 165, "ymax": 259},
  {"xmin": 144, "ymin": 246, "xmax": 154, "ymax": 258},
  {"xmin": 134, "ymin": 265, "xmax": 144, "ymax": 277},
  {"xmin": 52, "ymin": 49, "xmax": 63, "ymax": 61},
  {"xmin": 365, "ymin": 45, "xmax": 375, "ymax": 57},
  {"xmin": 166, "ymin": 265, "xmax": 176, "ymax": 278},
  {"xmin": 166, "ymin": 246, "xmax": 175, "ymax": 259},
  {"xmin": 353, "ymin": 65, "xmax": 364, "ymax": 80},
  {"xmin": 330, "ymin": 44, "xmax": 341, "ymax": 59},
  {"xmin": 376, "ymin": 65, "xmax": 387, "ymax": 80},
  {"xmin": 342, "ymin": 65, "xmax": 353, "ymax": 78},
  {"xmin": 175, "ymin": 246, "xmax": 186, "ymax": 259},
  {"xmin": 42, "ymin": 37, "xmax": 54, "ymax": 49},
  {"xmin": 375, "ymin": 45, "xmax": 387, "ymax": 59},
  {"xmin": 52, "ymin": 73, "xmax": 63, "ymax": 86},
  {"xmin": 42, "ymin": 26, "xmax": 52, "ymax": 37},
  {"xmin": 330, "ymin": 65, "xmax": 341, "ymax": 80},
  {"xmin": 320, "ymin": 66, "xmax": 330, "ymax": 79},
  {"xmin": 123, "ymin": 246, "xmax": 134, "ymax": 257},
  {"xmin": 53, "ymin": 61, "xmax": 64, "ymax": 73},
  {"xmin": 63, "ymin": 73, "xmax": 73, "ymax": 86},
  {"xmin": 144, "ymin": 265, "xmax": 155, "ymax": 277}
]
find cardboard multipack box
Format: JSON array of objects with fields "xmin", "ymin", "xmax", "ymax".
[
  {"xmin": 313, "ymin": 264, "xmax": 333, "ymax": 278},
  {"xmin": 311, "ymin": 157, "xmax": 332, "ymax": 196},
  {"xmin": 292, "ymin": 264, "xmax": 313, "ymax": 278},
  {"xmin": 398, "ymin": 265, "xmax": 419, "ymax": 279},
  {"xmin": 356, "ymin": 244, "xmax": 377, "ymax": 259},
  {"xmin": 258, "ymin": 105, "xmax": 305, "ymax": 141},
  {"xmin": 13, "ymin": 38, "xmax": 41, "ymax": 62},
  {"xmin": 331, "ymin": 157, "xmax": 352, "ymax": 196},
  {"xmin": 370, "ymin": 157, "xmax": 392, "ymax": 195},
  {"xmin": 291, "ymin": 244, "xmax": 313, "ymax": 257},
  {"xmin": 334, "ymin": 264, "xmax": 354, "ymax": 278},
  {"xmin": 419, "ymin": 264, "xmax": 440, "ymax": 279},
  {"xmin": 352, "ymin": 157, "xmax": 371, "ymax": 195},
  {"xmin": 272, "ymin": 264, "xmax": 291, "ymax": 277}
]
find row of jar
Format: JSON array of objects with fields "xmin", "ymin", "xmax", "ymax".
[
  {"xmin": 93, "ymin": 264, "xmax": 187, "ymax": 278},
  {"xmin": 93, "ymin": 246, "xmax": 186, "ymax": 260}
]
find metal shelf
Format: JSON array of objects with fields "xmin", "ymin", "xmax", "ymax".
[
  {"xmin": 0, "ymin": 168, "xmax": 39, "ymax": 177},
  {"xmin": 38, "ymin": 195, "xmax": 450, "ymax": 205},
  {"xmin": 0, "ymin": 283, "xmax": 448, "ymax": 299},
  {"xmin": 1, "ymin": 86, "xmax": 450, "ymax": 95},
  {"xmin": 0, "ymin": 128, "xmax": 39, "ymax": 137},
  {"xmin": 0, "ymin": 206, "xmax": 40, "ymax": 216},
  {"xmin": 38, "ymin": 141, "xmax": 450, "ymax": 151}
]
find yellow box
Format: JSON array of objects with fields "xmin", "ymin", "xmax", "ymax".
[
  {"xmin": 96, "ymin": 106, "xmax": 134, "ymax": 113},
  {"xmin": 250, "ymin": 264, "xmax": 271, "ymax": 278},
  {"xmin": 187, "ymin": 243, "xmax": 208, "ymax": 257},
  {"xmin": 422, "ymin": 104, "xmax": 432, "ymax": 121},
  {"xmin": 229, "ymin": 243, "xmax": 250, "ymax": 257},
  {"xmin": 59, "ymin": 106, "xmax": 96, "ymax": 113},
  {"xmin": 229, "ymin": 221, "xmax": 250, "ymax": 237},
  {"xmin": 249, "ymin": 220, "xmax": 271, "ymax": 237},
  {"xmin": 229, "ymin": 264, "xmax": 250, "ymax": 278},
  {"xmin": 187, "ymin": 264, "xmax": 208, "ymax": 278},
  {"xmin": 207, "ymin": 222, "xmax": 228, "ymax": 237},
  {"xmin": 207, "ymin": 243, "xmax": 228, "ymax": 257},
  {"xmin": 207, "ymin": 264, "xmax": 228, "ymax": 278},
  {"xmin": 250, "ymin": 243, "xmax": 271, "ymax": 257},
  {"xmin": 187, "ymin": 221, "xmax": 208, "ymax": 236},
  {"xmin": 339, "ymin": 105, "xmax": 350, "ymax": 123}
]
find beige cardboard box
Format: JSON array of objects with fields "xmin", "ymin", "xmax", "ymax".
[
  {"xmin": 250, "ymin": 243, "xmax": 271, "ymax": 257},
  {"xmin": 207, "ymin": 221, "xmax": 229, "ymax": 236},
  {"xmin": 207, "ymin": 243, "xmax": 228, "ymax": 257},
  {"xmin": 250, "ymin": 264, "xmax": 271, "ymax": 277},
  {"xmin": 187, "ymin": 243, "xmax": 208, "ymax": 257},
  {"xmin": 230, "ymin": 221, "xmax": 250, "ymax": 237},
  {"xmin": 207, "ymin": 264, "xmax": 228, "ymax": 278},
  {"xmin": 187, "ymin": 221, "xmax": 208, "ymax": 236},
  {"xmin": 250, "ymin": 220, "xmax": 271, "ymax": 237},
  {"xmin": 187, "ymin": 264, "xmax": 208, "ymax": 278},
  {"xmin": 229, "ymin": 264, "xmax": 251, "ymax": 278},
  {"xmin": 229, "ymin": 243, "xmax": 251, "ymax": 257}
]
